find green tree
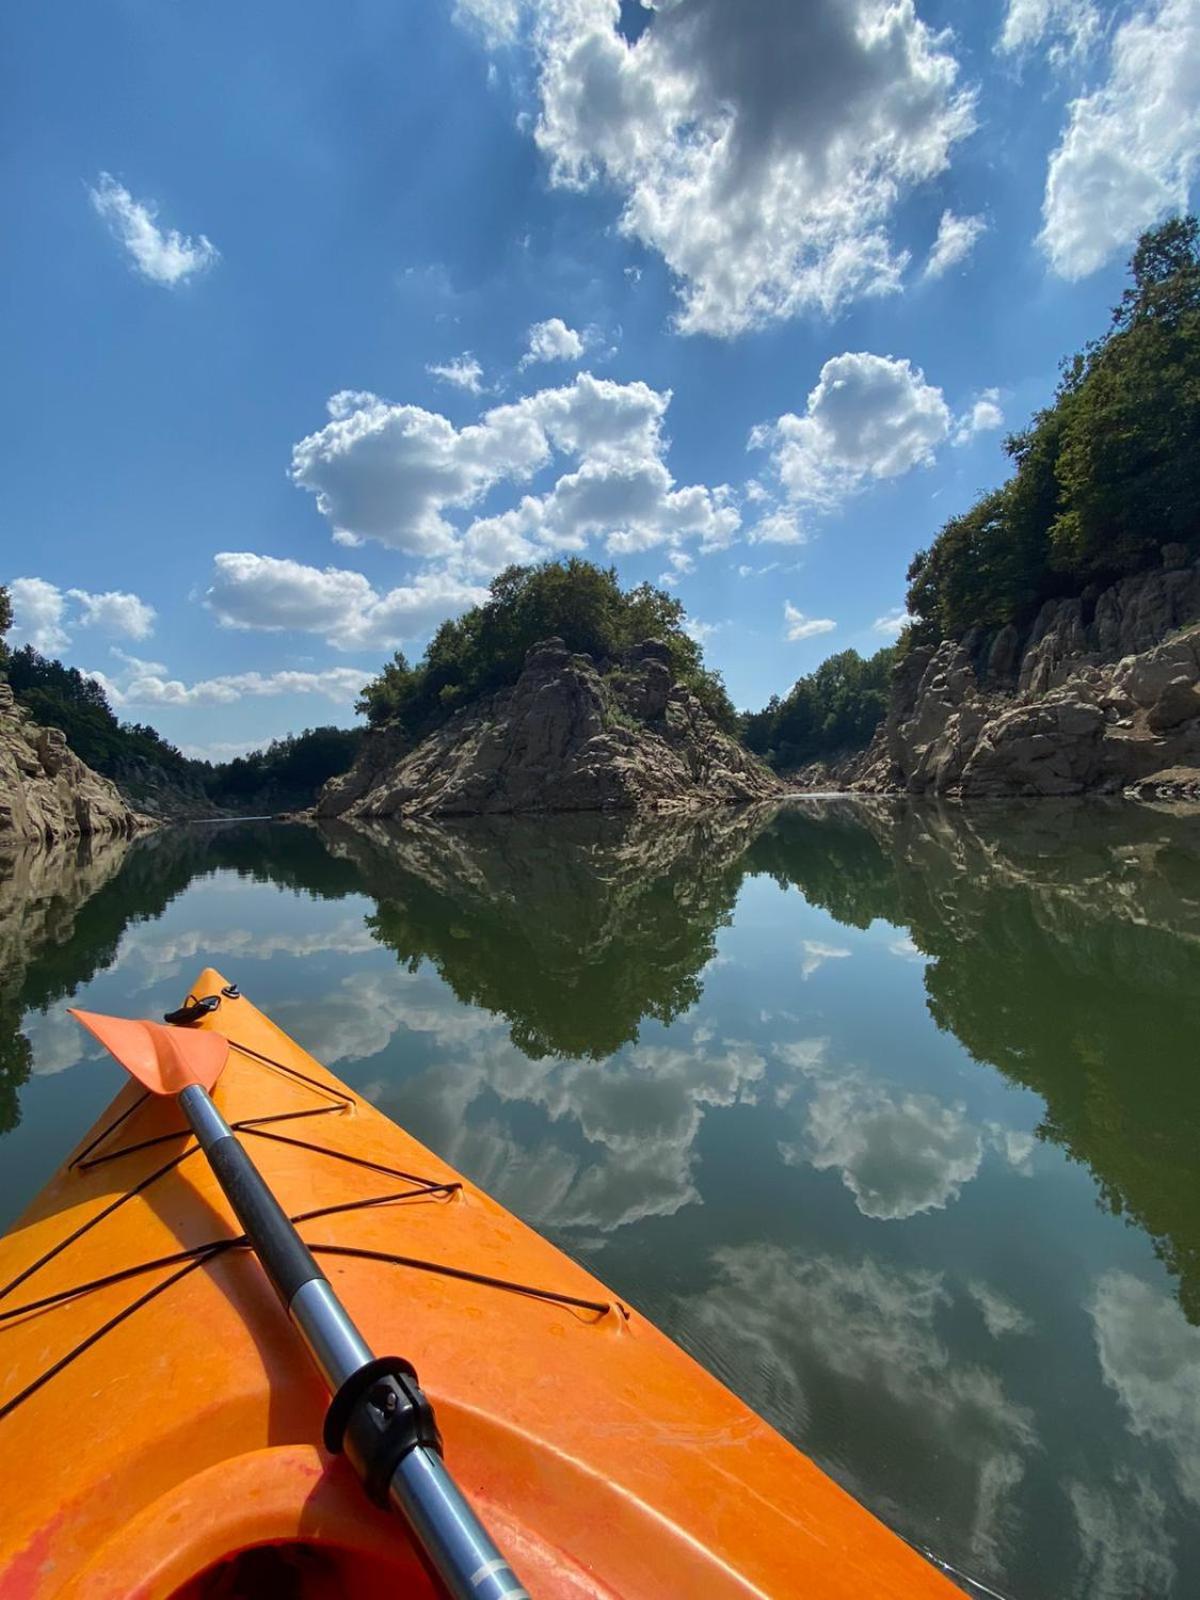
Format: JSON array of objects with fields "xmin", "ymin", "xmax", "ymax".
[
  {"xmin": 743, "ymin": 646, "xmax": 896, "ymax": 769},
  {"xmin": 356, "ymin": 559, "xmax": 738, "ymax": 737},
  {"xmin": 906, "ymin": 216, "xmax": 1200, "ymax": 640},
  {"xmin": 0, "ymin": 583, "xmax": 12, "ymax": 671}
]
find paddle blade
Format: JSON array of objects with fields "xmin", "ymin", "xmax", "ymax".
[{"xmin": 69, "ymin": 1009, "xmax": 229, "ymax": 1096}]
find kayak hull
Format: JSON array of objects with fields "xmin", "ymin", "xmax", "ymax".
[{"xmin": 0, "ymin": 969, "xmax": 958, "ymax": 1598}]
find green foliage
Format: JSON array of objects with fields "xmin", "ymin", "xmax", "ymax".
[
  {"xmin": 743, "ymin": 646, "xmax": 896, "ymax": 770},
  {"xmin": 4, "ymin": 646, "xmax": 193, "ymax": 778},
  {"xmin": 0, "ymin": 585, "xmax": 12, "ymax": 670},
  {"xmin": 907, "ymin": 216, "xmax": 1200, "ymax": 642},
  {"xmin": 197, "ymin": 726, "xmax": 363, "ymax": 812},
  {"xmin": 2, "ymin": 643, "xmax": 359, "ymax": 813},
  {"xmin": 357, "ymin": 558, "xmax": 738, "ymax": 736}
]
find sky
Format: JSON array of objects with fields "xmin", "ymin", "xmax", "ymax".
[{"xmin": 3, "ymin": 0, "xmax": 1198, "ymax": 759}]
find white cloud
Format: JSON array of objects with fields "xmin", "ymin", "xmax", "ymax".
[
  {"xmin": 998, "ymin": 0, "xmax": 1102, "ymax": 60},
  {"xmin": 966, "ymin": 1280, "xmax": 1032, "ymax": 1339},
  {"xmin": 7, "ymin": 577, "xmax": 70, "ymax": 654},
  {"xmin": 206, "ymin": 552, "xmax": 487, "ymax": 651},
  {"xmin": 756, "ymin": 352, "xmax": 951, "ymax": 511},
  {"xmin": 799, "ymin": 937, "xmax": 850, "ymax": 977},
  {"xmin": 6, "ymin": 578, "xmax": 156, "ymax": 654},
  {"xmin": 1067, "ymin": 1476, "xmax": 1176, "ymax": 1600},
  {"xmin": 67, "ymin": 588, "xmax": 156, "ymax": 640},
  {"xmin": 791, "ymin": 1074, "xmax": 985, "ymax": 1219},
  {"xmin": 748, "ymin": 508, "xmax": 806, "ymax": 546},
  {"xmin": 675, "ymin": 1247, "xmax": 1036, "ymax": 1562},
  {"xmin": 1040, "ymin": 0, "xmax": 1200, "ymax": 279},
  {"xmin": 453, "ymin": 0, "xmax": 523, "ymax": 49},
  {"xmin": 953, "ymin": 388, "xmax": 1006, "ymax": 445},
  {"xmin": 291, "ymin": 373, "xmax": 740, "ymax": 568},
  {"xmin": 658, "ymin": 549, "xmax": 695, "ymax": 586},
  {"xmin": 426, "ymin": 353, "xmax": 486, "ymax": 394},
  {"xmin": 1091, "ymin": 1269, "xmax": 1200, "ymax": 1506},
  {"xmin": 784, "ymin": 604, "xmax": 836, "ymax": 644},
  {"xmin": 520, "ymin": 316, "xmax": 585, "ymax": 365},
  {"xmin": 873, "ymin": 608, "xmax": 914, "ymax": 637},
  {"xmin": 88, "ymin": 172, "xmax": 219, "ymax": 286},
  {"xmin": 480, "ymin": 0, "xmax": 975, "ymax": 335},
  {"xmin": 923, "ymin": 209, "xmax": 987, "ymax": 280},
  {"xmin": 90, "ymin": 655, "xmax": 369, "ymax": 710}
]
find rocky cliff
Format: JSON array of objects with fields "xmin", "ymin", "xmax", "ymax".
[
  {"xmin": 829, "ymin": 547, "xmax": 1200, "ymax": 799},
  {"xmin": 319, "ymin": 638, "xmax": 783, "ymax": 819},
  {"xmin": 0, "ymin": 681, "xmax": 149, "ymax": 849}
]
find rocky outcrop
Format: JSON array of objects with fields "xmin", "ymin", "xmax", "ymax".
[
  {"xmin": 828, "ymin": 551, "xmax": 1200, "ymax": 800},
  {"xmin": 319, "ymin": 639, "xmax": 784, "ymax": 819},
  {"xmin": 0, "ymin": 682, "xmax": 149, "ymax": 849}
]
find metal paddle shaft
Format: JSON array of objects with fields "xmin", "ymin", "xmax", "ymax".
[{"xmin": 178, "ymin": 1083, "xmax": 527, "ymax": 1600}]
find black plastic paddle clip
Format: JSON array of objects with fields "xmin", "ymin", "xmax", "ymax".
[
  {"xmin": 324, "ymin": 1355, "xmax": 444, "ymax": 1505},
  {"xmin": 163, "ymin": 994, "xmax": 221, "ymax": 1026}
]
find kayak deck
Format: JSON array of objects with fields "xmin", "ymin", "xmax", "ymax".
[{"xmin": 0, "ymin": 968, "xmax": 958, "ymax": 1598}]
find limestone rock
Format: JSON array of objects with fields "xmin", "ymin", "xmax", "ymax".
[
  {"xmin": 321, "ymin": 639, "xmax": 784, "ymax": 819},
  {"xmin": 795, "ymin": 557, "xmax": 1200, "ymax": 801},
  {"xmin": 0, "ymin": 692, "xmax": 150, "ymax": 849}
]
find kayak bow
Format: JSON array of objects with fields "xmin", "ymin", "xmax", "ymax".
[{"xmin": 0, "ymin": 968, "xmax": 960, "ymax": 1598}]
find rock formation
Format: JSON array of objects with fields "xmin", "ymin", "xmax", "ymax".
[
  {"xmin": 816, "ymin": 549, "xmax": 1200, "ymax": 799},
  {"xmin": 319, "ymin": 639, "xmax": 783, "ymax": 819},
  {"xmin": 0, "ymin": 682, "xmax": 150, "ymax": 849}
]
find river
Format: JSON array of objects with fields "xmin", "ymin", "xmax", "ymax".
[{"xmin": 2, "ymin": 800, "xmax": 1198, "ymax": 1599}]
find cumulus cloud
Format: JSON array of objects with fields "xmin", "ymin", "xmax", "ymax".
[
  {"xmin": 748, "ymin": 508, "xmax": 807, "ymax": 546},
  {"xmin": 89, "ymin": 172, "xmax": 219, "ymax": 286},
  {"xmin": 1090, "ymin": 1269, "xmax": 1200, "ymax": 1506},
  {"xmin": 206, "ymin": 552, "xmax": 488, "ymax": 650},
  {"xmin": 426, "ymin": 353, "xmax": 486, "ymax": 394},
  {"xmin": 784, "ymin": 604, "xmax": 836, "ymax": 644},
  {"xmin": 7, "ymin": 577, "xmax": 70, "ymax": 654},
  {"xmin": 674, "ymin": 1246, "xmax": 1037, "ymax": 1561},
  {"xmin": 6, "ymin": 577, "xmax": 156, "ymax": 654},
  {"xmin": 755, "ymin": 352, "xmax": 951, "ymax": 511},
  {"xmin": 1040, "ymin": 0, "xmax": 1200, "ymax": 279},
  {"xmin": 923, "ymin": 209, "xmax": 987, "ymax": 280},
  {"xmin": 520, "ymin": 316, "xmax": 585, "ymax": 365},
  {"xmin": 787, "ymin": 1073, "xmax": 984, "ymax": 1219},
  {"xmin": 953, "ymin": 388, "xmax": 1006, "ymax": 445},
  {"xmin": 472, "ymin": 0, "xmax": 975, "ymax": 335},
  {"xmin": 67, "ymin": 588, "xmax": 156, "ymax": 640},
  {"xmin": 89, "ymin": 654, "xmax": 369, "ymax": 710},
  {"xmin": 998, "ymin": 0, "xmax": 1101, "ymax": 60},
  {"xmin": 291, "ymin": 373, "xmax": 739, "ymax": 568},
  {"xmin": 873, "ymin": 608, "xmax": 914, "ymax": 637}
]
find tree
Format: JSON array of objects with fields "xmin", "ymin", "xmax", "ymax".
[
  {"xmin": 355, "ymin": 559, "xmax": 738, "ymax": 737},
  {"xmin": 906, "ymin": 215, "xmax": 1200, "ymax": 640},
  {"xmin": 0, "ymin": 584, "xmax": 12, "ymax": 671},
  {"xmin": 743, "ymin": 646, "xmax": 896, "ymax": 770}
]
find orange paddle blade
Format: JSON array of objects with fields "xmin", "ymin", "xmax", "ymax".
[{"xmin": 69, "ymin": 1009, "xmax": 229, "ymax": 1096}]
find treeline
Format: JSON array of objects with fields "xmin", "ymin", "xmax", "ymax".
[
  {"xmin": 193, "ymin": 726, "xmax": 363, "ymax": 812},
  {"xmin": 907, "ymin": 217, "xmax": 1200, "ymax": 642},
  {"xmin": 358, "ymin": 558, "xmax": 738, "ymax": 734},
  {"xmin": 0, "ymin": 632, "xmax": 361, "ymax": 814},
  {"xmin": 742, "ymin": 646, "xmax": 896, "ymax": 770}
]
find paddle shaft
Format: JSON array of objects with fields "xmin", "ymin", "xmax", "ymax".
[{"xmin": 178, "ymin": 1084, "xmax": 527, "ymax": 1600}]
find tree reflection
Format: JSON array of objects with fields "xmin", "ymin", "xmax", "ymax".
[
  {"xmin": 759, "ymin": 798, "xmax": 1200, "ymax": 1324},
  {"xmin": 320, "ymin": 808, "xmax": 775, "ymax": 1059}
]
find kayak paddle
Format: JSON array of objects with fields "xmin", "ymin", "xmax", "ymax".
[{"xmin": 69, "ymin": 1007, "xmax": 527, "ymax": 1600}]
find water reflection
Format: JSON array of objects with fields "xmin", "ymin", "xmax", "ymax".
[
  {"xmin": 3, "ymin": 801, "xmax": 1200, "ymax": 1597},
  {"xmin": 322, "ymin": 808, "xmax": 771, "ymax": 1059}
]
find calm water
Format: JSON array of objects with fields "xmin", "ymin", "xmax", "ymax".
[{"xmin": 3, "ymin": 801, "xmax": 1200, "ymax": 1599}]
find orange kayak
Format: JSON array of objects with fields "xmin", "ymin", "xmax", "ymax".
[{"xmin": 0, "ymin": 968, "xmax": 957, "ymax": 1599}]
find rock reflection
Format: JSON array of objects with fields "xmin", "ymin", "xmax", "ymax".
[
  {"xmin": 320, "ymin": 807, "xmax": 775, "ymax": 1059},
  {"xmin": 0, "ymin": 833, "xmax": 134, "ymax": 1131}
]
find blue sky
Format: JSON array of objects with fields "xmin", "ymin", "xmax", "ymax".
[{"xmin": 4, "ymin": 0, "xmax": 1197, "ymax": 757}]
